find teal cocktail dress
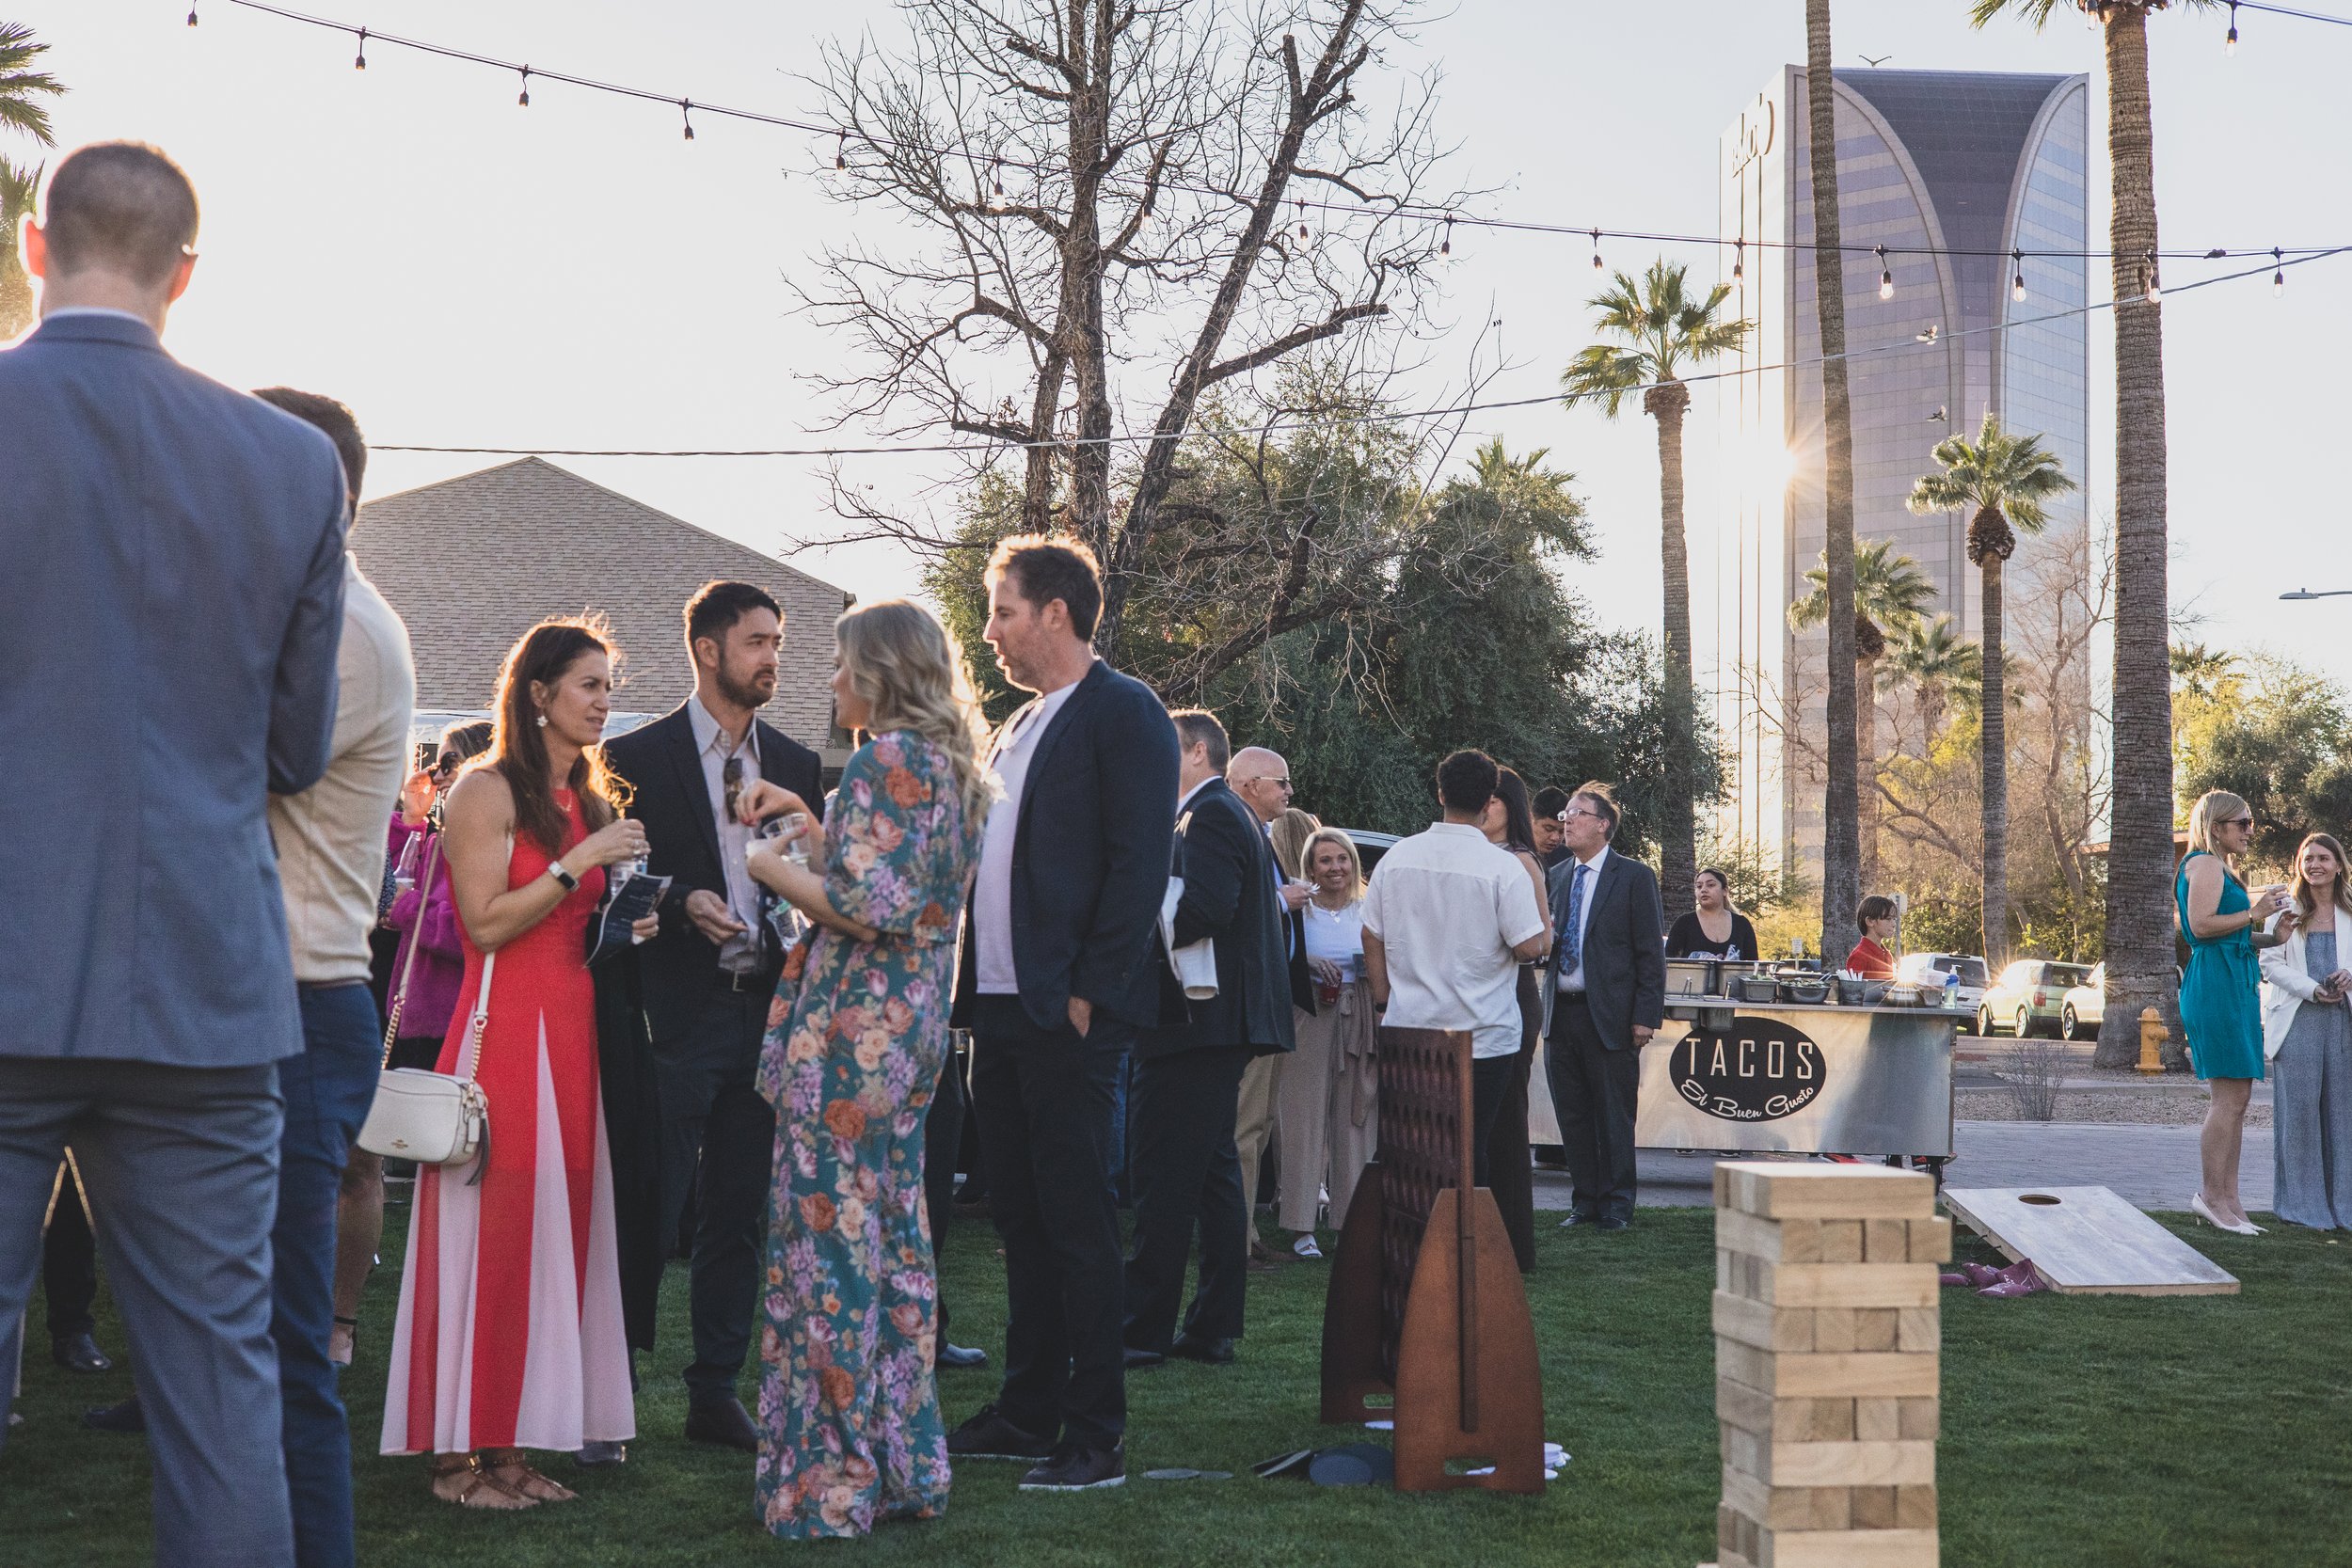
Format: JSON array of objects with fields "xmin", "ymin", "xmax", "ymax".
[{"xmin": 2176, "ymin": 849, "xmax": 2265, "ymax": 1082}]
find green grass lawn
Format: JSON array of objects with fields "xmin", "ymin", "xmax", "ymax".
[{"xmin": 6, "ymin": 1200, "xmax": 2347, "ymax": 1566}]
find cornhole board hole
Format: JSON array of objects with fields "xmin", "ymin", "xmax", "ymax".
[{"xmin": 1941, "ymin": 1185, "xmax": 2238, "ymax": 1296}]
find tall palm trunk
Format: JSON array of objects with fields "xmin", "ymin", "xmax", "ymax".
[
  {"xmin": 1646, "ymin": 377, "xmax": 1697, "ymax": 919},
  {"xmin": 2094, "ymin": 5, "xmax": 2179, "ymax": 1069},
  {"xmin": 1855, "ymin": 616, "xmax": 1883, "ymax": 893},
  {"xmin": 1806, "ymin": 0, "xmax": 1861, "ymax": 965},
  {"xmin": 1978, "ymin": 544, "xmax": 2010, "ymax": 965}
]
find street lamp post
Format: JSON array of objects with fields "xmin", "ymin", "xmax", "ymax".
[{"xmin": 2280, "ymin": 588, "xmax": 2352, "ymax": 601}]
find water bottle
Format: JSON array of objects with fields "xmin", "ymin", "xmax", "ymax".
[{"xmin": 1944, "ymin": 972, "xmax": 1962, "ymax": 1009}]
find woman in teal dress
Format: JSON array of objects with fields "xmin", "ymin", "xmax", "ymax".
[
  {"xmin": 736, "ymin": 600, "xmax": 992, "ymax": 1540},
  {"xmin": 2177, "ymin": 789, "xmax": 2291, "ymax": 1235}
]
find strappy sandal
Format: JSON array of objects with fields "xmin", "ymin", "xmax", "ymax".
[
  {"xmin": 483, "ymin": 1448, "xmax": 578, "ymax": 1502},
  {"xmin": 431, "ymin": 1452, "xmax": 538, "ymax": 1510}
]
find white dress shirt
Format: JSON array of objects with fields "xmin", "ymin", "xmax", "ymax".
[
  {"xmin": 1361, "ymin": 821, "xmax": 1545, "ymax": 1059},
  {"xmin": 687, "ymin": 695, "xmax": 763, "ymax": 973},
  {"xmin": 1555, "ymin": 844, "xmax": 1611, "ymax": 993},
  {"xmin": 973, "ymin": 677, "xmax": 1082, "ymax": 994}
]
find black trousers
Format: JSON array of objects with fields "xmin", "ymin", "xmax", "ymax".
[
  {"xmin": 1482, "ymin": 967, "xmax": 1544, "ymax": 1271},
  {"xmin": 970, "ymin": 996, "xmax": 1129, "ymax": 1448},
  {"xmin": 1545, "ymin": 991, "xmax": 1640, "ymax": 1222},
  {"xmin": 648, "ymin": 980, "xmax": 776, "ymax": 1406},
  {"xmin": 42, "ymin": 1159, "xmax": 95, "ymax": 1339},
  {"xmin": 1123, "ymin": 1045, "xmax": 1254, "ymax": 1353},
  {"xmin": 922, "ymin": 1040, "xmax": 966, "ymax": 1345},
  {"xmin": 1468, "ymin": 1053, "xmax": 1518, "ymax": 1191}
]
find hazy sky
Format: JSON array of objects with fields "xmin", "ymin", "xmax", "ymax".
[{"xmin": 31, "ymin": 0, "xmax": 2352, "ymax": 680}]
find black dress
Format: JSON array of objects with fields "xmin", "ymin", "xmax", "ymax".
[{"xmin": 1666, "ymin": 911, "xmax": 1759, "ymax": 961}]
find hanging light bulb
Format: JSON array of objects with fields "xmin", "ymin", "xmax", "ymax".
[
  {"xmin": 2012, "ymin": 248, "xmax": 2026, "ymax": 303},
  {"xmin": 992, "ymin": 156, "xmax": 1005, "ymax": 200},
  {"xmin": 2143, "ymin": 249, "xmax": 2161, "ymax": 304},
  {"xmin": 1296, "ymin": 198, "xmax": 1310, "ymax": 243},
  {"xmin": 186, "ymin": 4, "xmax": 198, "ymax": 25},
  {"xmin": 1590, "ymin": 228, "xmax": 1602, "ymax": 272},
  {"xmin": 680, "ymin": 100, "xmax": 695, "ymax": 141},
  {"xmin": 517, "ymin": 66, "xmax": 531, "ymax": 107},
  {"xmin": 1877, "ymin": 244, "xmax": 1893, "ymax": 300},
  {"xmin": 2273, "ymin": 245, "xmax": 2284, "ymax": 296},
  {"xmin": 2226, "ymin": 1, "xmax": 2239, "ymax": 54},
  {"xmin": 1440, "ymin": 214, "xmax": 1453, "ymax": 257},
  {"xmin": 834, "ymin": 130, "xmax": 847, "ymax": 171},
  {"xmin": 354, "ymin": 27, "xmax": 367, "ymax": 70},
  {"xmin": 1732, "ymin": 236, "xmax": 1744, "ymax": 282}
]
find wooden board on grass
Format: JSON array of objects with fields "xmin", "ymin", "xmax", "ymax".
[{"xmin": 1941, "ymin": 1185, "xmax": 2238, "ymax": 1296}]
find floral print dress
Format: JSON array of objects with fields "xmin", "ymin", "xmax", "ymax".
[{"xmin": 752, "ymin": 729, "xmax": 980, "ymax": 1539}]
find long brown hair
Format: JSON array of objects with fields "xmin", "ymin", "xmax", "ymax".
[
  {"xmin": 2289, "ymin": 832, "xmax": 2352, "ymax": 922},
  {"xmin": 1268, "ymin": 807, "xmax": 1321, "ymax": 880},
  {"xmin": 834, "ymin": 598, "xmax": 994, "ymax": 822},
  {"xmin": 485, "ymin": 617, "xmax": 630, "ymax": 854}
]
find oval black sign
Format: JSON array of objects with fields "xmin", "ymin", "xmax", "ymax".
[{"xmin": 1670, "ymin": 1017, "xmax": 1825, "ymax": 1122}]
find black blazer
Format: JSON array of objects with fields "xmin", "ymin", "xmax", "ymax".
[
  {"xmin": 1144, "ymin": 780, "xmax": 1297, "ymax": 1059},
  {"xmin": 1541, "ymin": 849, "xmax": 1668, "ymax": 1050},
  {"xmin": 950, "ymin": 661, "xmax": 1180, "ymax": 1034},
  {"xmin": 601, "ymin": 703, "xmax": 823, "ymax": 1039}
]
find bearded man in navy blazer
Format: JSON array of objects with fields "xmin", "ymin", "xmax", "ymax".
[{"xmin": 946, "ymin": 536, "xmax": 1179, "ymax": 1495}]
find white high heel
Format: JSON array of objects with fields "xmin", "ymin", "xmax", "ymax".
[{"xmin": 2191, "ymin": 1193, "xmax": 2262, "ymax": 1236}]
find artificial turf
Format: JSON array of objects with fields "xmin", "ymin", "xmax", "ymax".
[{"xmin": 4, "ymin": 1199, "xmax": 2345, "ymax": 1566}]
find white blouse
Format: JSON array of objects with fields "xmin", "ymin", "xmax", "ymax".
[{"xmin": 1303, "ymin": 896, "xmax": 1367, "ymax": 981}]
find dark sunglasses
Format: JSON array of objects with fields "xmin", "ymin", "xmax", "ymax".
[
  {"xmin": 723, "ymin": 754, "xmax": 745, "ymax": 819},
  {"xmin": 2229, "ymin": 816, "xmax": 2254, "ymax": 830},
  {"xmin": 431, "ymin": 753, "xmax": 463, "ymax": 775}
]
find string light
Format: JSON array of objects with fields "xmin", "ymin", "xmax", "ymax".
[
  {"xmin": 186, "ymin": 5, "xmax": 198, "ymax": 25},
  {"xmin": 991, "ymin": 156, "xmax": 1004, "ymax": 200},
  {"xmin": 1591, "ymin": 228, "xmax": 1601, "ymax": 271},
  {"xmin": 353, "ymin": 26, "xmax": 366, "ymax": 70},
  {"xmin": 679, "ymin": 99, "xmax": 694, "ymax": 141},
  {"xmin": 834, "ymin": 130, "xmax": 847, "ymax": 171},
  {"xmin": 2012, "ymin": 248, "xmax": 2027, "ymax": 302},
  {"xmin": 2227, "ymin": 1, "xmax": 2241, "ymax": 53},
  {"xmin": 1440, "ymin": 214, "xmax": 1453, "ymax": 257},
  {"xmin": 2274, "ymin": 245, "xmax": 2285, "ymax": 294},
  {"xmin": 1877, "ymin": 244, "xmax": 1893, "ymax": 300},
  {"xmin": 1731, "ymin": 236, "xmax": 1743, "ymax": 281},
  {"xmin": 2144, "ymin": 249, "xmax": 2161, "ymax": 304},
  {"xmin": 516, "ymin": 66, "xmax": 529, "ymax": 107},
  {"xmin": 1296, "ymin": 198, "xmax": 1310, "ymax": 243}
]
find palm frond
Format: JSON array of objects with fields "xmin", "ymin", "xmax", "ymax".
[
  {"xmin": 1558, "ymin": 343, "xmax": 1650, "ymax": 420},
  {"xmin": 0, "ymin": 24, "xmax": 63, "ymax": 150},
  {"xmin": 1563, "ymin": 257, "xmax": 1749, "ymax": 420}
]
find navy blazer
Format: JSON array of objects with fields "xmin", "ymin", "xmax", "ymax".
[
  {"xmin": 602, "ymin": 703, "xmax": 823, "ymax": 1039},
  {"xmin": 1541, "ymin": 849, "xmax": 1669, "ymax": 1050},
  {"xmin": 0, "ymin": 313, "xmax": 348, "ymax": 1066},
  {"xmin": 952, "ymin": 660, "xmax": 1180, "ymax": 1034},
  {"xmin": 1144, "ymin": 779, "xmax": 1296, "ymax": 1058}
]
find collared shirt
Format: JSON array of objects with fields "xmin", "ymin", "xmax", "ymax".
[
  {"xmin": 42, "ymin": 307, "xmax": 151, "ymax": 326},
  {"xmin": 1361, "ymin": 821, "xmax": 1544, "ymax": 1059},
  {"xmin": 973, "ymin": 675, "xmax": 1083, "ymax": 993},
  {"xmin": 1555, "ymin": 844, "xmax": 1611, "ymax": 993},
  {"xmin": 1176, "ymin": 775, "xmax": 1216, "ymax": 819},
  {"xmin": 268, "ymin": 558, "xmax": 416, "ymax": 983},
  {"xmin": 688, "ymin": 694, "xmax": 764, "ymax": 973}
]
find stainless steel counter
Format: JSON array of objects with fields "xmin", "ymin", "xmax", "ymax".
[{"xmin": 1634, "ymin": 1005, "xmax": 1958, "ymax": 1158}]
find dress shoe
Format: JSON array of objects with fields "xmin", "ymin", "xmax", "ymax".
[
  {"xmin": 1122, "ymin": 1345, "xmax": 1166, "ymax": 1370},
  {"xmin": 574, "ymin": 1440, "xmax": 627, "ymax": 1467},
  {"xmin": 1018, "ymin": 1440, "xmax": 1125, "ymax": 1492},
  {"xmin": 683, "ymin": 1396, "xmax": 759, "ymax": 1452},
  {"xmin": 1168, "ymin": 1333, "xmax": 1234, "ymax": 1365},
  {"xmin": 83, "ymin": 1397, "xmax": 146, "ymax": 1433},
  {"xmin": 937, "ymin": 1342, "xmax": 990, "ymax": 1370},
  {"xmin": 2190, "ymin": 1193, "xmax": 2263, "ymax": 1236},
  {"xmin": 1248, "ymin": 1238, "xmax": 1285, "ymax": 1265},
  {"xmin": 1597, "ymin": 1216, "xmax": 1629, "ymax": 1232},
  {"xmin": 1557, "ymin": 1211, "xmax": 1599, "ymax": 1229},
  {"xmin": 52, "ymin": 1332, "xmax": 113, "ymax": 1373},
  {"xmin": 946, "ymin": 1402, "xmax": 1056, "ymax": 1463}
]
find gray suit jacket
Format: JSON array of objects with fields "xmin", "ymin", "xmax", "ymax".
[
  {"xmin": 0, "ymin": 312, "xmax": 349, "ymax": 1066},
  {"xmin": 1540, "ymin": 849, "xmax": 1668, "ymax": 1049}
]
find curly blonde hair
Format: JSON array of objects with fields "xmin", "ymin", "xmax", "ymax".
[{"xmin": 834, "ymin": 598, "xmax": 995, "ymax": 822}]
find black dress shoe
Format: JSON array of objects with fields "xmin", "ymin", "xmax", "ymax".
[
  {"xmin": 1018, "ymin": 1441, "xmax": 1125, "ymax": 1492},
  {"xmin": 1122, "ymin": 1345, "xmax": 1166, "ymax": 1370},
  {"xmin": 1168, "ymin": 1333, "xmax": 1234, "ymax": 1365},
  {"xmin": 1597, "ymin": 1215, "xmax": 1629, "ymax": 1232},
  {"xmin": 937, "ymin": 1342, "xmax": 990, "ymax": 1370},
  {"xmin": 83, "ymin": 1397, "xmax": 145, "ymax": 1433},
  {"xmin": 52, "ymin": 1332, "xmax": 113, "ymax": 1374},
  {"xmin": 575, "ymin": 1440, "xmax": 628, "ymax": 1467},
  {"xmin": 946, "ymin": 1402, "xmax": 1056, "ymax": 1463},
  {"xmin": 683, "ymin": 1396, "xmax": 759, "ymax": 1452},
  {"xmin": 1556, "ymin": 1211, "xmax": 1598, "ymax": 1229}
]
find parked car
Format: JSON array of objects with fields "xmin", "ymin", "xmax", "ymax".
[
  {"xmin": 2059, "ymin": 962, "xmax": 2105, "ymax": 1041},
  {"xmin": 1978, "ymin": 958, "xmax": 2096, "ymax": 1038},
  {"xmin": 1895, "ymin": 952, "xmax": 1990, "ymax": 1029},
  {"xmin": 1336, "ymin": 828, "xmax": 1399, "ymax": 879}
]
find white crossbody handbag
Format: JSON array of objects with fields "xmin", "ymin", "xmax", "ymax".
[{"xmin": 357, "ymin": 900, "xmax": 494, "ymax": 1181}]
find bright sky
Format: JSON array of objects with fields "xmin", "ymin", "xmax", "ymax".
[{"xmin": 31, "ymin": 0, "xmax": 2352, "ymax": 680}]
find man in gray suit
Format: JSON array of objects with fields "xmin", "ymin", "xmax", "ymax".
[{"xmin": 0, "ymin": 144, "xmax": 349, "ymax": 1565}]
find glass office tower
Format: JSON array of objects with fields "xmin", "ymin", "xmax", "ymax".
[{"xmin": 1709, "ymin": 67, "xmax": 2090, "ymax": 877}]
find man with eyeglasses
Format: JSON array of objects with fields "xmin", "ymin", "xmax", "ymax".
[{"xmin": 1224, "ymin": 749, "xmax": 1317, "ymax": 1259}]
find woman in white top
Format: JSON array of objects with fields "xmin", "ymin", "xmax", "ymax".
[
  {"xmin": 2261, "ymin": 832, "xmax": 2352, "ymax": 1229},
  {"xmin": 1273, "ymin": 827, "xmax": 1379, "ymax": 1245}
]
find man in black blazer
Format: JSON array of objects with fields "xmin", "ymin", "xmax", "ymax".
[
  {"xmin": 1124, "ymin": 713, "xmax": 1295, "ymax": 1368},
  {"xmin": 946, "ymin": 538, "xmax": 1178, "ymax": 1495},
  {"xmin": 600, "ymin": 580, "xmax": 822, "ymax": 1451},
  {"xmin": 1540, "ymin": 782, "xmax": 1667, "ymax": 1230}
]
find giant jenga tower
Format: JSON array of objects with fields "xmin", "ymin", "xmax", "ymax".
[{"xmin": 1710, "ymin": 1163, "xmax": 1950, "ymax": 1568}]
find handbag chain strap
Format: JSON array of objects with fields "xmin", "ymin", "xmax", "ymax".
[{"xmin": 380, "ymin": 832, "xmax": 444, "ymax": 1066}]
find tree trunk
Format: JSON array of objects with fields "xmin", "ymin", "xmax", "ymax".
[
  {"xmin": 1857, "ymin": 650, "xmax": 1879, "ymax": 894},
  {"xmin": 2093, "ymin": 5, "xmax": 2181, "ymax": 1069},
  {"xmin": 1979, "ymin": 553, "xmax": 2009, "ymax": 967},
  {"xmin": 1647, "ymin": 378, "xmax": 1697, "ymax": 919},
  {"xmin": 1805, "ymin": 0, "xmax": 1862, "ymax": 966}
]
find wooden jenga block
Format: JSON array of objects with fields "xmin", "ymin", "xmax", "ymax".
[
  {"xmin": 1755, "ymin": 1262, "xmax": 1940, "ymax": 1308},
  {"xmin": 1896, "ymin": 1307, "xmax": 1938, "ymax": 1353},
  {"xmin": 1718, "ymin": 1375, "xmax": 1775, "ymax": 1434},
  {"xmin": 1896, "ymin": 1483, "xmax": 1939, "ymax": 1528},
  {"xmin": 1722, "ymin": 1345, "xmax": 1939, "ymax": 1399},
  {"xmin": 1852, "ymin": 1309, "xmax": 1899, "ymax": 1353},
  {"xmin": 1814, "ymin": 1220, "xmax": 1865, "ymax": 1263},
  {"xmin": 1864, "ymin": 1220, "xmax": 1909, "ymax": 1261},
  {"xmin": 1714, "ymin": 1162, "xmax": 1936, "ymax": 1220},
  {"xmin": 1792, "ymin": 1398, "xmax": 1854, "ymax": 1442},
  {"xmin": 1764, "ymin": 1439, "xmax": 1936, "ymax": 1488},
  {"xmin": 1762, "ymin": 1529, "xmax": 1939, "ymax": 1568},
  {"xmin": 1854, "ymin": 1398, "xmax": 1899, "ymax": 1442},
  {"xmin": 1897, "ymin": 1397, "xmax": 1939, "ymax": 1440},
  {"xmin": 1811, "ymin": 1307, "xmax": 1857, "ymax": 1354},
  {"xmin": 1716, "ymin": 1291, "xmax": 1816, "ymax": 1353},
  {"xmin": 1850, "ymin": 1484, "xmax": 1899, "ymax": 1529},
  {"xmin": 1908, "ymin": 1215, "xmax": 1954, "ymax": 1263},
  {"xmin": 1724, "ymin": 1467, "xmax": 1851, "ymax": 1532}
]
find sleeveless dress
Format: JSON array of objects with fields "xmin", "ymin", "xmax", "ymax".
[
  {"xmin": 382, "ymin": 790, "xmax": 636, "ymax": 1454},
  {"xmin": 2176, "ymin": 849, "xmax": 2265, "ymax": 1083},
  {"xmin": 750, "ymin": 731, "xmax": 981, "ymax": 1539}
]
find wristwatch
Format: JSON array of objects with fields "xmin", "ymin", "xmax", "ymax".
[{"xmin": 547, "ymin": 861, "xmax": 580, "ymax": 893}]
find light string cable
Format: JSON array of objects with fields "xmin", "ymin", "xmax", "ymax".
[
  {"xmin": 376, "ymin": 245, "xmax": 2350, "ymax": 459},
  {"xmin": 192, "ymin": 0, "xmax": 2349, "ymax": 265}
]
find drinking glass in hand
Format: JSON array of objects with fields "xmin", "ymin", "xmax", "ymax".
[{"xmin": 752, "ymin": 813, "xmax": 813, "ymax": 869}]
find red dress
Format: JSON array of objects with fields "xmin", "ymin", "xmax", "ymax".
[{"xmin": 382, "ymin": 791, "xmax": 635, "ymax": 1454}]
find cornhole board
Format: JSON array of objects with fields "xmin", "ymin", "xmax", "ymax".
[{"xmin": 1940, "ymin": 1185, "xmax": 2238, "ymax": 1296}]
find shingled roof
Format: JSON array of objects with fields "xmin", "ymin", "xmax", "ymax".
[{"xmin": 351, "ymin": 457, "xmax": 849, "ymax": 750}]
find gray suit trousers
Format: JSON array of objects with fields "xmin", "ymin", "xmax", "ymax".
[{"xmin": 0, "ymin": 1058, "xmax": 294, "ymax": 1567}]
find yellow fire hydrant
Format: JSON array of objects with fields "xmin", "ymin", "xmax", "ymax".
[{"xmin": 2137, "ymin": 1006, "xmax": 2168, "ymax": 1074}]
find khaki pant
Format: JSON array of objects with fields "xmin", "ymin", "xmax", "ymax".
[
  {"xmin": 1235, "ymin": 1053, "xmax": 1282, "ymax": 1249},
  {"xmin": 1277, "ymin": 980, "xmax": 1380, "ymax": 1233}
]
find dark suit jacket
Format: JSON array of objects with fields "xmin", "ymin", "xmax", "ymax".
[
  {"xmin": 1144, "ymin": 780, "xmax": 1297, "ymax": 1060},
  {"xmin": 951, "ymin": 660, "xmax": 1180, "ymax": 1035},
  {"xmin": 602, "ymin": 703, "xmax": 822, "ymax": 1040},
  {"xmin": 1541, "ymin": 848, "xmax": 1668, "ymax": 1050},
  {"xmin": 0, "ymin": 313, "xmax": 348, "ymax": 1067}
]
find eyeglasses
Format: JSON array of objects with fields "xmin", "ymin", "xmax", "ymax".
[
  {"xmin": 1559, "ymin": 807, "xmax": 1605, "ymax": 822},
  {"xmin": 1244, "ymin": 776, "xmax": 1293, "ymax": 791},
  {"xmin": 431, "ymin": 753, "xmax": 463, "ymax": 775},
  {"xmin": 2229, "ymin": 816, "xmax": 2255, "ymax": 830}
]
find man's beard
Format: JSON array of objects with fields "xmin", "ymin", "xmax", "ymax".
[{"xmin": 716, "ymin": 662, "xmax": 774, "ymax": 712}]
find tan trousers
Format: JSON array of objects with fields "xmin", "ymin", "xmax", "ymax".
[
  {"xmin": 1235, "ymin": 1052, "xmax": 1282, "ymax": 1248},
  {"xmin": 1279, "ymin": 980, "xmax": 1380, "ymax": 1232}
]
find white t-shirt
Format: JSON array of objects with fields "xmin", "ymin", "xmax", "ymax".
[
  {"xmin": 1302, "ymin": 897, "xmax": 1366, "ymax": 983},
  {"xmin": 1361, "ymin": 822, "xmax": 1545, "ymax": 1058},
  {"xmin": 973, "ymin": 678, "xmax": 1080, "ymax": 993}
]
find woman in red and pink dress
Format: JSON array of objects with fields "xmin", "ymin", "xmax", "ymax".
[{"xmin": 380, "ymin": 619, "xmax": 653, "ymax": 1509}]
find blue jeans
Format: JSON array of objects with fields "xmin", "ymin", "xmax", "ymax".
[{"xmin": 273, "ymin": 982, "xmax": 382, "ymax": 1568}]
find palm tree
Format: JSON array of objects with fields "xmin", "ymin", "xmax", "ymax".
[
  {"xmin": 1972, "ymin": 0, "xmax": 2217, "ymax": 1067},
  {"xmin": 1883, "ymin": 613, "xmax": 1978, "ymax": 742},
  {"xmin": 0, "ymin": 158, "xmax": 40, "ymax": 338},
  {"xmin": 1906, "ymin": 412, "xmax": 2077, "ymax": 966},
  {"xmin": 1789, "ymin": 539, "xmax": 1937, "ymax": 886},
  {"xmin": 1559, "ymin": 259, "xmax": 1749, "ymax": 918},
  {"xmin": 1804, "ymin": 0, "xmax": 1863, "ymax": 969},
  {"xmin": 0, "ymin": 24, "xmax": 65, "ymax": 341},
  {"xmin": 2169, "ymin": 641, "xmax": 2241, "ymax": 704}
]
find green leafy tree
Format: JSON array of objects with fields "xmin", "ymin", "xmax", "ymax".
[
  {"xmin": 1882, "ymin": 613, "xmax": 1979, "ymax": 741},
  {"xmin": 2175, "ymin": 655, "xmax": 2352, "ymax": 868},
  {"xmin": 1559, "ymin": 258, "xmax": 1749, "ymax": 918},
  {"xmin": 0, "ymin": 23, "xmax": 66, "ymax": 339},
  {"xmin": 1906, "ymin": 412, "xmax": 2076, "ymax": 965}
]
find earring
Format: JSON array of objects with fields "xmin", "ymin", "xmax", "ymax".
[{"xmin": 535, "ymin": 714, "xmax": 548, "ymax": 729}]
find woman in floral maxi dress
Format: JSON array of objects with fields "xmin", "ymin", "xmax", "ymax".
[{"xmin": 738, "ymin": 599, "xmax": 992, "ymax": 1540}]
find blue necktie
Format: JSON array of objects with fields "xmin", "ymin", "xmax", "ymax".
[{"xmin": 1562, "ymin": 863, "xmax": 1590, "ymax": 977}]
